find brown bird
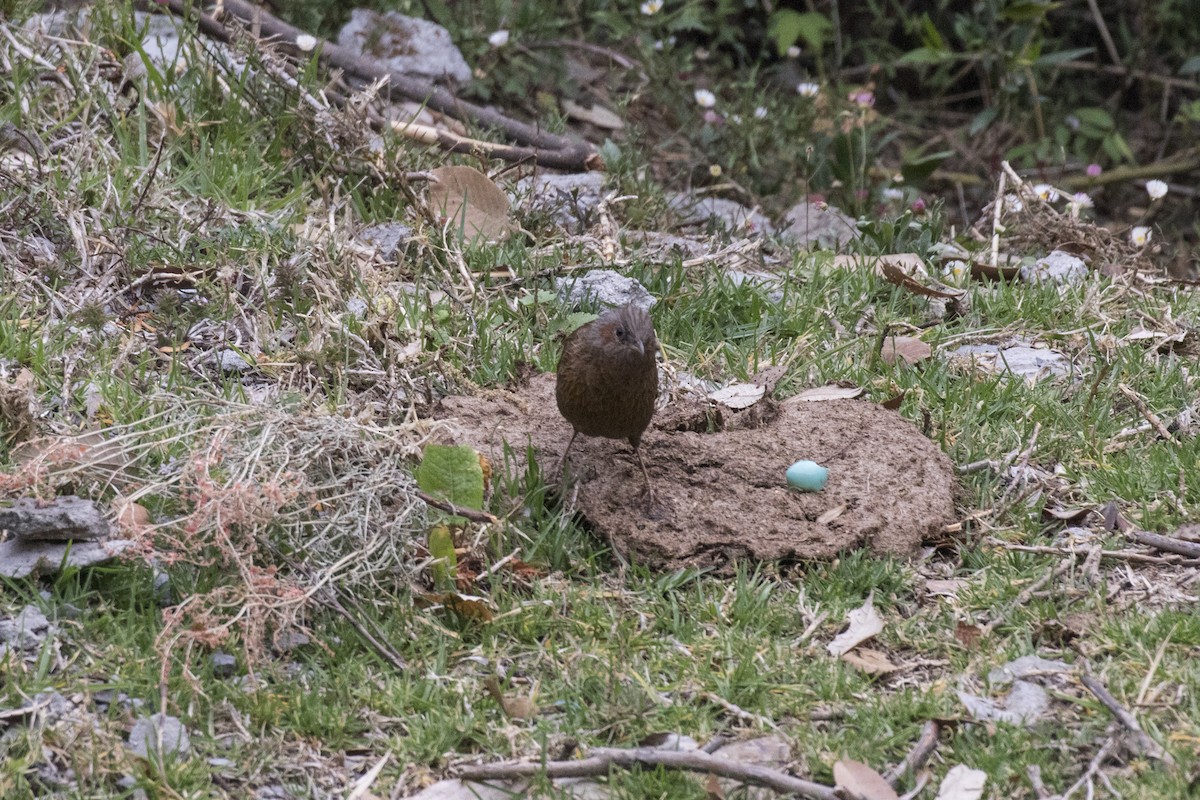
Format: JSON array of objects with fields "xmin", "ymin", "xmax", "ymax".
[{"xmin": 555, "ymin": 304, "xmax": 659, "ymax": 498}]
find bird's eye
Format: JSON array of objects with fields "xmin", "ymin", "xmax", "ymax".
[{"xmin": 614, "ymin": 327, "xmax": 625, "ymax": 338}]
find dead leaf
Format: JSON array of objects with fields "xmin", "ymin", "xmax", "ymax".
[
  {"xmin": 880, "ymin": 256, "xmax": 963, "ymax": 299},
  {"xmin": 880, "ymin": 392, "xmax": 905, "ymax": 410},
  {"xmin": 114, "ymin": 498, "xmax": 151, "ymax": 529},
  {"xmin": 925, "ymin": 579, "xmax": 966, "ymax": 598},
  {"xmin": 816, "ymin": 504, "xmax": 846, "ymax": 524},
  {"xmin": 562, "ymin": 99, "xmax": 625, "ymax": 130},
  {"xmin": 934, "ymin": 765, "xmax": 987, "ymax": 800},
  {"xmin": 827, "ymin": 595, "xmax": 885, "ymax": 657},
  {"xmin": 709, "ymin": 382, "xmax": 766, "ymax": 410},
  {"xmin": 0, "ymin": 368, "xmax": 37, "ymax": 444},
  {"xmin": 418, "ymin": 591, "xmax": 495, "ymax": 622},
  {"xmin": 750, "ymin": 365, "xmax": 787, "ymax": 393},
  {"xmin": 833, "ymin": 759, "xmax": 900, "ymax": 800},
  {"xmin": 792, "ymin": 385, "xmax": 863, "ymax": 402},
  {"xmin": 954, "ymin": 622, "xmax": 981, "ymax": 649},
  {"xmin": 840, "ymin": 647, "xmax": 898, "ymax": 675},
  {"xmin": 483, "ymin": 676, "xmax": 538, "ymax": 719},
  {"xmin": 880, "ymin": 336, "xmax": 931, "ymax": 366},
  {"xmin": 427, "ymin": 165, "xmax": 514, "ymax": 242}
]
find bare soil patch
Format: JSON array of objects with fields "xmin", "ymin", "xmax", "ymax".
[{"xmin": 436, "ymin": 374, "xmax": 959, "ymax": 569}]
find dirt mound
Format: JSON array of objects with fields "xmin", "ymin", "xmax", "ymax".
[{"xmin": 436, "ymin": 374, "xmax": 959, "ymax": 569}]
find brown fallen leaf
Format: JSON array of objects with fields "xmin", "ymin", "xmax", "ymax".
[
  {"xmin": 792, "ymin": 384, "xmax": 864, "ymax": 402},
  {"xmin": 483, "ymin": 676, "xmax": 539, "ymax": 719},
  {"xmin": 879, "ymin": 255, "xmax": 963, "ymax": 300},
  {"xmin": 840, "ymin": 647, "xmax": 899, "ymax": 675},
  {"xmin": 427, "ymin": 165, "xmax": 515, "ymax": 242},
  {"xmin": 833, "ymin": 758, "xmax": 900, "ymax": 800},
  {"xmin": 880, "ymin": 336, "xmax": 932, "ymax": 366}
]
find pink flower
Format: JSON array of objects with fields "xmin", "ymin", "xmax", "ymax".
[
  {"xmin": 848, "ymin": 90, "xmax": 875, "ymax": 108},
  {"xmin": 1086, "ymin": 163, "xmax": 1102, "ymax": 177},
  {"xmin": 911, "ymin": 198, "xmax": 927, "ymax": 214}
]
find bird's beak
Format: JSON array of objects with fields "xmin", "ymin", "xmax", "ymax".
[{"xmin": 636, "ymin": 340, "xmax": 645, "ymax": 356}]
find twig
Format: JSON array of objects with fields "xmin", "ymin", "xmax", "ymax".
[
  {"xmin": 1080, "ymin": 673, "xmax": 1174, "ymax": 764},
  {"xmin": 458, "ymin": 747, "xmax": 839, "ymax": 800},
  {"xmin": 1128, "ymin": 529, "xmax": 1200, "ymax": 559},
  {"xmin": 1116, "ymin": 383, "xmax": 1179, "ymax": 446},
  {"xmin": 1026, "ymin": 764, "xmax": 1053, "ymax": 799},
  {"xmin": 416, "ymin": 490, "xmax": 499, "ymax": 525},
  {"xmin": 987, "ymin": 539, "xmax": 1199, "ymax": 566},
  {"xmin": 884, "ymin": 721, "xmax": 941, "ymax": 788},
  {"xmin": 203, "ymin": 0, "xmax": 597, "ymax": 170},
  {"xmin": 347, "ymin": 752, "xmax": 390, "ymax": 800},
  {"xmin": 697, "ymin": 690, "xmax": 779, "ymax": 731},
  {"xmin": 982, "ymin": 558, "xmax": 1073, "ymax": 635},
  {"xmin": 1059, "ymin": 737, "xmax": 1119, "ymax": 800},
  {"xmin": 1083, "ymin": 0, "xmax": 1122, "ymax": 67},
  {"xmin": 990, "ymin": 169, "xmax": 1006, "ymax": 271}
]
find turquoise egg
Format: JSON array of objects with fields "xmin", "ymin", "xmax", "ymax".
[{"xmin": 786, "ymin": 460, "xmax": 829, "ymax": 492}]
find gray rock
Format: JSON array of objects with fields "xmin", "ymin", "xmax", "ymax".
[
  {"xmin": 211, "ymin": 349, "xmax": 252, "ymax": 374},
  {"xmin": 725, "ymin": 269, "xmax": 783, "ymax": 303},
  {"xmin": 0, "ymin": 496, "xmax": 110, "ymax": 541},
  {"xmin": 0, "ymin": 605, "xmax": 51, "ymax": 650},
  {"xmin": 0, "ymin": 538, "xmax": 136, "ymax": 579},
  {"xmin": 778, "ymin": 201, "xmax": 860, "ymax": 249},
  {"xmin": 1020, "ymin": 250, "xmax": 1088, "ymax": 285},
  {"xmin": 948, "ymin": 341, "xmax": 1071, "ymax": 382},
  {"xmin": 357, "ymin": 222, "xmax": 413, "ymax": 262},
  {"xmin": 668, "ymin": 195, "xmax": 774, "ymax": 236},
  {"xmin": 514, "ymin": 172, "xmax": 606, "ymax": 233},
  {"xmin": 555, "ymin": 270, "xmax": 655, "ymax": 311},
  {"xmin": 210, "ymin": 651, "xmax": 238, "ymax": 678},
  {"xmin": 128, "ymin": 713, "xmax": 191, "ymax": 760},
  {"xmin": 337, "ymin": 11, "xmax": 471, "ymax": 84}
]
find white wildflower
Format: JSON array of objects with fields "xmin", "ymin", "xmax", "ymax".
[
  {"xmin": 488, "ymin": 30, "xmax": 510, "ymax": 48},
  {"xmin": 796, "ymin": 82, "xmax": 820, "ymax": 98},
  {"xmin": 1131, "ymin": 226, "xmax": 1152, "ymax": 246},
  {"xmin": 694, "ymin": 88, "xmax": 716, "ymax": 108},
  {"xmin": 1146, "ymin": 179, "xmax": 1168, "ymax": 200},
  {"xmin": 1033, "ymin": 184, "xmax": 1059, "ymax": 203},
  {"xmin": 753, "ymin": 105, "xmax": 768, "ymax": 119},
  {"xmin": 295, "ymin": 34, "xmax": 317, "ymax": 52},
  {"xmin": 640, "ymin": 0, "xmax": 663, "ymax": 14}
]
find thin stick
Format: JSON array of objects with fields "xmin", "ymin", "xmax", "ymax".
[
  {"xmin": 884, "ymin": 721, "xmax": 941, "ymax": 788},
  {"xmin": 416, "ymin": 490, "xmax": 499, "ymax": 525},
  {"xmin": 1080, "ymin": 674, "xmax": 1173, "ymax": 764},
  {"xmin": 458, "ymin": 747, "xmax": 839, "ymax": 800},
  {"xmin": 1128, "ymin": 529, "xmax": 1200, "ymax": 559},
  {"xmin": 1116, "ymin": 383, "xmax": 1179, "ymax": 446}
]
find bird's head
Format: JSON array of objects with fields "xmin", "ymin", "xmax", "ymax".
[{"xmin": 597, "ymin": 305, "xmax": 657, "ymax": 360}]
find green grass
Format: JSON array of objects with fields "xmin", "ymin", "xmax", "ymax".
[{"xmin": 1, "ymin": 3, "xmax": 1198, "ymax": 799}]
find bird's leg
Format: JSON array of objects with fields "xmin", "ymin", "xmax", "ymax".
[
  {"xmin": 554, "ymin": 430, "xmax": 579, "ymax": 483},
  {"xmin": 633, "ymin": 446, "xmax": 656, "ymax": 505}
]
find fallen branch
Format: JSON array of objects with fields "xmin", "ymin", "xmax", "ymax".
[
  {"xmin": 458, "ymin": 747, "xmax": 839, "ymax": 800},
  {"xmin": 162, "ymin": 0, "xmax": 599, "ymax": 170},
  {"xmin": 1127, "ymin": 529, "xmax": 1200, "ymax": 560},
  {"xmin": 415, "ymin": 490, "xmax": 499, "ymax": 525},
  {"xmin": 1080, "ymin": 673, "xmax": 1174, "ymax": 765},
  {"xmin": 884, "ymin": 721, "xmax": 940, "ymax": 788}
]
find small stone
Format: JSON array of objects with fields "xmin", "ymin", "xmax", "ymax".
[
  {"xmin": 210, "ymin": 651, "xmax": 238, "ymax": 678},
  {"xmin": 555, "ymin": 270, "xmax": 655, "ymax": 311},
  {"xmin": 0, "ymin": 605, "xmax": 51, "ymax": 650},
  {"xmin": 778, "ymin": 201, "xmax": 860, "ymax": 250},
  {"xmin": 337, "ymin": 11, "xmax": 471, "ymax": 84},
  {"xmin": 1020, "ymin": 250, "xmax": 1088, "ymax": 285},
  {"xmin": 128, "ymin": 713, "xmax": 191, "ymax": 760}
]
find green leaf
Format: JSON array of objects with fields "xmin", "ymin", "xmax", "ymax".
[
  {"xmin": 427, "ymin": 524, "xmax": 457, "ymax": 591},
  {"xmin": 898, "ymin": 47, "xmax": 950, "ymax": 65},
  {"xmin": 767, "ymin": 10, "xmax": 832, "ymax": 54},
  {"xmin": 1034, "ymin": 47, "xmax": 1094, "ymax": 66},
  {"xmin": 1072, "ymin": 107, "xmax": 1114, "ymax": 131},
  {"xmin": 1102, "ymin": 131, "xmax": 1134, "ymax": 162},
  {"xmin": 1001, "ymin": 1, "xmax": 1060, "ymax": 23},
  {"xmin": 900, "ymin": 150, "xmax": 953, "ymax": 185},
  {"xmin": 969, "ymin": 107, "xmax": 999, "ymax": 136},
  {"xmin": 919, "ymin": 14, "xmax": 946, "ymax": 51},
  {"xmin": 415, "ymin": 445, "xmax": 485, "ymax": 524}
]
